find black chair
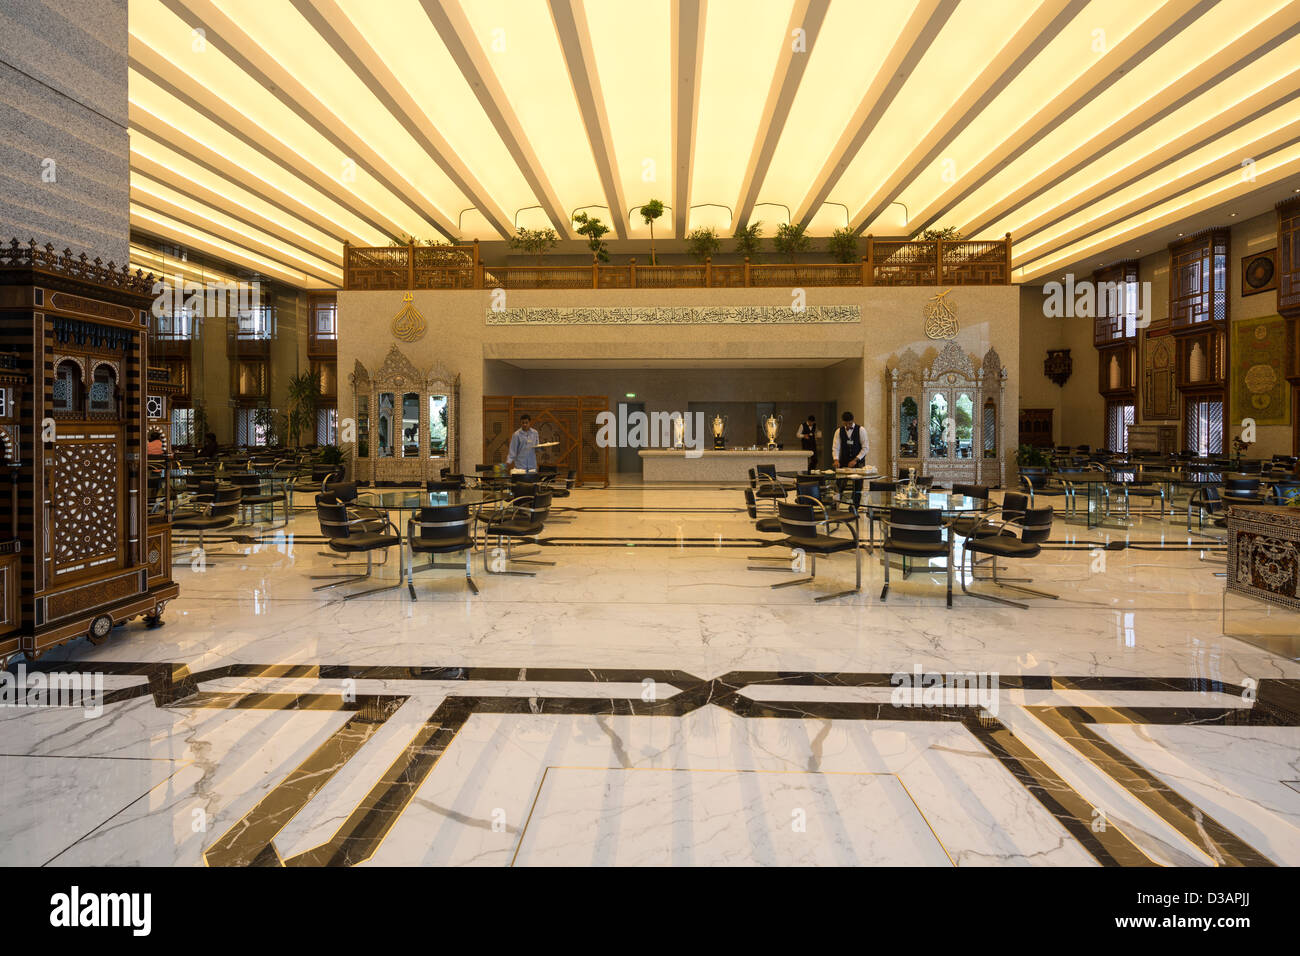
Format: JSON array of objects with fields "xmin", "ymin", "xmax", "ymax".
[
  {"xmin": 1105, "ymin": 464, "xmax": 1165, "ymax": 519},
  {"xmin": 1270, "ymin": 480, "xmax": 1300, "ymax": 506},
  {"xmin": 311, "ymin": 495, "xmax": 403, "ymax": 599},
  {"xmin": 744, "ymin": 487, "xmax": 790, "ymax": 571},
  {"xmin": 748, "ymin": 467, "xmax": 788, "ymax": 511},
  {"xmin": 481, "ymin": 491, "xmax": 553, "ymax": 576},
  {"xmin": 172, "ymin": 484, "xmax": 242, "ymax": 565},
  {"xmin": 290, "ymin": 463, "xmax": 344, "ymax": 511},
  {"xmin": 769, "ymin": 500, "xmax": 861, "ymax": 602},
  {"xmin": 878, "ymin": 508, "xmax": 953, "ymax": 607},
  {"xmin": 864, "ymin": 480, "xmax": 896, "ymax": 551},
  {"xmin": 960, "ymin": 507, "xmax": 1059, "ymax": 609},
  {"xmin": 1019, "ymin": 467, "xmax": 1074, "ymax": 515},
  {"xmin": 544, "ymin": 469, "xmax": 577, "ymax": 522},
  {"xmin": 1222, "ymin": 477, "xmax": 1264, "ymax": 506},
  {"xmin": 406, "ymin": 504, "xmax": 478, "ymax": 598},
  {"xmin": 1187, "ymin": 484, "xmax": 1224, "ymax": 532},
  {"xmin": 230, "ymin": 471, "xmax": 287, "ymax": 529},
  {"xmin": 949, "ymin": 484, "xmax": 992, "ymax": 539}
]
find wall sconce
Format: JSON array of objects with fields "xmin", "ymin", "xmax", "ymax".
[{"xmin": 1044, "ymin": 349, "xmax": 1072, "ymax": 387}]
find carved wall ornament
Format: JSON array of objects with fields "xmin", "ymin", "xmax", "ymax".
[
  {"xmin": 1044, "ymin": 348, "xmax": 1072, "ymax": 387},
  {"xmin": 391, "ymin": 292, "xmax": 427, "ymax": 342},
  {"xmin": 922, "ymin": 290, "xmax": 958, "ymax": 339},
  {"xmin": 484, "ymin": 305, "xmax": 860, "ymax": 326}
]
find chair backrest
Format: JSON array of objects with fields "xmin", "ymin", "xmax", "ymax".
[
  {"xmin": 886, "ymin": 507, "xmax": 943, "ymax": 546},
  {"xmin": 747, "ymin": 467, "xmax": 759, "ymax": 488},
  {"xmin": 1271, "ymin": 481, "xmax": 1300, "ymax": 505},
  {"xmin": 756, "ymin": 463, "xmax": 778, "ymax": 480},
  {"xmin": 1224, "ymin": 477, "xmax": 1261, "ymax": 497},
  {"xmin": 1018, "ymin": 506, "xmax": 1054, "ymax": 544},
  {"xmin": 312, "ymin": 464, "xmax": 342, "ymax": 482},
  {"xmin": 795, "ymin": 479, "xmax": 822, "ymax": 502},
  {"xmin": 1020, "ymin": 468, "xmax": 1050, "ymax": 490},
  {"xmin": 743, "ymin": 487, "xmax": 759, "ymax": 519},
  {"xmin": 412, "ymin": 504, "xmax": 471, "ymax": 542},
  {"xmin": 868, "ymin": 480, "xmax": 896, "ymax": 492},
  {"xmin": 325, "ymin": 480, "xmax": 360, "ymax": 502},
  {"xmin": 209, "ymin": 484, "xmax": 242, "ymax": 519},
  {"xmin": 427, "ymin": 480, "xmax": 461, "ymax": 492},
  {"xmin": 952, "ymin": 483, "xmax": 989, "ymax": 503},
  {"xmin": 314, "ymin": 495, "xmax": 352, "ymax": 540},
  {"xmin": 511, "ymin": 491, "xmax": 552, "ymax": 525},
  {"xmin": 1001, "ymin": 492, "xmax": 1029, "ymax": 522},
  {"xmin": 775, "ymin": 501, "xmax": 820, "ymax": 539},
  {"xmin": 230, "ymin": 472, "xmax": 261, "ymax": 493}
]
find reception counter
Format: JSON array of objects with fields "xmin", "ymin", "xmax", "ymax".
[{"xmin": 638, "ymin": 448, "xmax": 811, "ymax": 482}]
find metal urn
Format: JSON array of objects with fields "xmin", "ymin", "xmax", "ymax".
[
  {"xmin": 712, "ymin": 413, "xmax": 728, "ymax": 450},
  {"xmin": 763, "ymin": 413, "xmax": 782, "ymax": 450}
]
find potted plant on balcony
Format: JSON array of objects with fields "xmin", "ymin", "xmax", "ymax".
[
  {"xmin": 773, "ymin": 222, "xmax": 810, "ymax": 264},
  {"xmin": 508, "ymin": 227, "xmax": 559, "ymax": 265},
  {"xmin": 733, "ymin": 222, "xmax": 763, "ymax": 262},
  {"xmin": 639, "ymin": 199, "xmax": 665, "ymax": 265},
  {"xmin": 827, "ymin": 227, "xmax": 859, "ymax": 263},
  {"xmin": 572, "ymin": 212, "xmax": 610, "ymax": 263},
  {"xmin": 686, "ymin": 227, "xmax": 720, "ymax": 264}
]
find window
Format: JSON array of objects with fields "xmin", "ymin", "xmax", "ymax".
[
  {"xmin": 313, "ymin": 301, "xmax": 337, "ymax": 340},
  {"xmin": 316, "ymin": 407, "xmax": 338, "ymax": 446},
  {"xmin": 89, "ymin": 364, "xmax": 118, "ymax": 414},
  {"xmin": 235, "ymin": 407, "xmax": 274, "ymax": 447},
  {"xmin": 154, "ymin": 307, "xmax": 194, "ymax": 340},
  {"xmin": 1105, "ymin": 402, "xmax": 1134, "ymax": 453},
  {"xmin": 172, "ymin": 407, "xmax": 194, "ymax": 447},
  {"xmin": 235, "ymin": 306, "xmax": 272, "ymax": 340},
  {"xmin": 53, "ymin": 360, "xmax": 83, "ymax": 413},
  {"xmin": 1184, "ymin": 397, "xmax": 1224, "ymax": 457},
  {"xmin": 1093, "ymin": 262, "xmax": 1139, "ymax": 344},
  {"xmin": 1169, "ymin": 230, "xmax": 1228, "ymax": 329}
]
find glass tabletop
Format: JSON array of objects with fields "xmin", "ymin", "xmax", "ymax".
[
  {"xmin": 863, "ymin": 491, "xmax": 985, "ymax": 512},
  {"xmin": 356, "ymin": 489, "xmax": 505, "ymax": 510}
]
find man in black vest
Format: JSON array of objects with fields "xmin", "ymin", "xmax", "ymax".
[{"xmin": 832, "ymin": 411, "xmax": 868, "ymax": 468}]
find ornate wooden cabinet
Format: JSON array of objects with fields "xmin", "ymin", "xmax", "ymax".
[
  {"xmin": 351, "ymin": 344, "xmax": 459, "ymax": 484},
  {"xmin": 889, "ymin": 342, "xmax": 1007, "ymax": 488},
  {"xmin": 0, "ymin": 242, "xmax": 179, "ymax": 663},
  {"xmin": 0, "ymin": 353, "xmax": 26, "ymax": 659}
]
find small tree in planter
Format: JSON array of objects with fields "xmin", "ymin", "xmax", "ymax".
[
  {"xmin": 827, "ymin": 227, "xmax": 859, "ymax": 263},
  {"xmin": 733, "ymin": 222, "xmax": 763, "ymax": 261},
  {"xmin": 773, "ymin": 222, "xmax": 810, "ymax": 263},
  {"xmin": 639, "ymin": 199, "xmax": 665, "ymax": 265},
  {"xmin": 685, "ymin": 227, "xmax": 721, "ymax": 263},
  {"xmin": 285, "ymin": 370, "xmax": 321, "ymax": 448},
  {"xmin": 508, "ymin": 227, "xmax": 559, "ymax": 265},
  {"xmin": 572, "ymin": 212, "xmax": 610, "ymax": 262}
]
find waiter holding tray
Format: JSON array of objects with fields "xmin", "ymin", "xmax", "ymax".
[{"xmin": 506, "ymin": 414, "xmax": 540, "ymax": 474}]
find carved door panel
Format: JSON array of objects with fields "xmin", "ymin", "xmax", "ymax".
[{"xmin": 47, "ymin": 430, "xmax": 125, "ymax": 581}]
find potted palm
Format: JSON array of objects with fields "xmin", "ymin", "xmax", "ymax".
[{"xmin": 639, "ymin": 199, "xmax": 665, "ymax": 265}]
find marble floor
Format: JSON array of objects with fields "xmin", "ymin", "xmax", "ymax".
[{"xmin": 3, "ymin": 482, "xmax": 1298, "ymax": 867}]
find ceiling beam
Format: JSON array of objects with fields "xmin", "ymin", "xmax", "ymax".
[
  {"xmin": 290, "ymin": 0, "xmax": 514, "ymax": 240},
  {"xmin": 419, "ymin": 0, "xmax": 572, "ymax": 238},
  {"xmin": 905, "ymin": 0, "xmax": 1217, "ymax": 237},
  {"xmin": 127, "ymin": 110, "xmax": 367, "ymax": 248},
  {"xmin": 1013, "ymin": 125, "xmax": 1300, "ymax": 271},
  {"xmin": 128, "ymin": 50, "xmax": 406, "ymax": 242},
  {"xmin": 733, "ymin": 0, "xmax": 830, "ymax": 230},
  {"xmin": 130, "ymin": 204, "xmax": 339, "ymax": 289},
  {"xmin": 671, "ymin": 0, "xmax": 706, "ymax": 237},
  {"xmin": 129, "ymin": 185, "xmax": 343, "ymax": 288},
  {"xmin": 791, "ymin": 0, "xmax": 959, "ymax": 229},
  {"xmin": 1009, "ymin": 64, "xmax": 1300, "ymax": 247},
  {"xmin": 1015, "ymin": 141, "xmax": 1300, "ymax": 282},
  {"xmin": 850, "ymin": 0, "xmax": 1087, "ymax": 232},
  {"xmin": 549, "ymin": 0, "xmax": 627, "ymax": 239},
  {"xmin": 963, "ymin": 7, "xmax": 1300, "ymax": 238},
  {"xmin": 160, "ymin": 0, "xmax": 460, "ymax": 242},
  {"xmin": 129, "ymin": 158, "xmax": 345, "ymax": 267}
]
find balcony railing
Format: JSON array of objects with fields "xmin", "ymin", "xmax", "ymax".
[{"xmin": 342, "ymin": 235, "xmax": 1014, "ymax": 292}]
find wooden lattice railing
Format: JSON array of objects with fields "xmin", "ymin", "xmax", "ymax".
[{"xmin": 343, "ymin": 235, "xmax": 1013, "ymax": 291}]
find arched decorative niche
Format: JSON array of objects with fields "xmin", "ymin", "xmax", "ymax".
[
  {"xmin": 889, "ymin": 342, "xmax": 1006, "ymax": 487},
  {"xmin": 350, "ymin": 344, "xmax": 459, "ymax": 484}
]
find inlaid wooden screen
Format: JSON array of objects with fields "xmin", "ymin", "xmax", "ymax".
[
  {"xmin": 483, "ymin": 396, "xmax": 609, "ymax": 486},
  {"xmin": 1092, "ymin": 261, "xmax": 1139, "ymax": 345},
  {"xmin": 1169, "ymin": 229, "xmax": 1229, "ymax": 330},
  {"xmin": 1279, "ymin": 197, "xmax": 1300, "ymax": 317}
]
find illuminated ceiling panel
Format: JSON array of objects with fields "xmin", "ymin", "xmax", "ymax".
[{"xmin": 123, "ymin": 0, "xmax": 1300, "ymax": 289}]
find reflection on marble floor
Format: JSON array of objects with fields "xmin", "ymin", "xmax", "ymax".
[{"xmin": 3, "ymin": 485, "xmax": 1298, "ymax": 866}]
